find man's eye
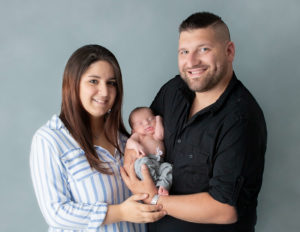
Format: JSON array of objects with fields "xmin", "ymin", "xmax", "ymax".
[
  {"xmin": 200, "ymin": 47, "xmax": 209, "ymax": 52},
  {"xmin": 180, "ymin": 50, "xmax": 189, "ymax": 55}
]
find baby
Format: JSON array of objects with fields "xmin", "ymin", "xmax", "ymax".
[{"xmin": 126, "ymin": 107, "xmax": 172, "ymax": 195}]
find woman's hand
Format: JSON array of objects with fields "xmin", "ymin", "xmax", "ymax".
[
  {"xmin": 120, "ymin": 193, "xmax": 166, "ymax": 223},
  {"xmin": 104, "ymin": 193, "xmax": 166, "ymax": 225}
]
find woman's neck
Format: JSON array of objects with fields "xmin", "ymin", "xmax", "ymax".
[
  {"xmin": 90, "ymin": 117, "xmax": 105, "ymax": 139},
  {"xmin": 90, "ymin": 117, "xmax": 115, "ymax": 156}
]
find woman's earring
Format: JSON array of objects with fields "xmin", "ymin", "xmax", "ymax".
[{"xmin": 105, "ymin": 109, "xmax": 111, "ymax": 120}]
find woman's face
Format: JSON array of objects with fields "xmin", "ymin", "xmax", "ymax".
[{"xmin": 79, "ymin": 60, "xmax": 117, "ymax": 121}]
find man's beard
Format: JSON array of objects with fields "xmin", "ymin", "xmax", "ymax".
[{"xmin": 180, "ymin": 65, "xmax": 227, "ymax": 93}]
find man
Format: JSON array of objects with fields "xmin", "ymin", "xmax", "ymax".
[{"xmin": 121, "ymin": 12, "xmax": 267, "ymax": 232}]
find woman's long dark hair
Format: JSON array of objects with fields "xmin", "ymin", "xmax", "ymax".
[{"xmin": 59, "ymin": 44, "xmax": 129, "ymax": 174}]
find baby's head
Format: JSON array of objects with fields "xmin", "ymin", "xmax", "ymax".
[{"xmin": 129, "ymin": 107, "xmax": 156, "ymax": 135}]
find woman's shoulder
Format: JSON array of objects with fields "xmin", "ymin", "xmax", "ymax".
[
  {"xmin": 32, "ymin": 115, "xmax": 80, "ymax": 154},
  {"xmin": 33, "ymin": 114, "xmax": 64, "ymax": 137}
]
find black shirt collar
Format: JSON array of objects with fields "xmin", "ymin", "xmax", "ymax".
[{"xmin": 178, "ymin": 72, "xmax": 238, "ymax": 114}]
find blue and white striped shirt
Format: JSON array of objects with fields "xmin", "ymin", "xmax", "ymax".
[{"xmin": 30, "ymin": 115, "xmax": 146, "ymax": 232}]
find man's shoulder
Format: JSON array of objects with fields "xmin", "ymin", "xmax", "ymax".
[
  {"xmin": 227, "ymin": 79, "xmax": 265, "ymax": 122},
  {"xmin": 158, "ymin": 75, "xmax": 190, "ymax": 99},
  {"xmin": 161, "ymin": 74, "xmax": 185, "ymax": 89}
]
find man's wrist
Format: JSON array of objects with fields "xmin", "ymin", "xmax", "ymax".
[{"xmin": 150, "ymin": 194, "xmax": 160, "ymax": 205}]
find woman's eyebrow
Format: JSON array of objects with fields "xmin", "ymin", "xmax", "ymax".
[{"xmin": 87, "ymin": 75, "xmax": 101, "ymax": 78}]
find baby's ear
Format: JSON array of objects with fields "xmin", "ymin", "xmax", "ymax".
[{"xmin": 131, "ymin": 129, "xmax": 135, "ymax": 134}]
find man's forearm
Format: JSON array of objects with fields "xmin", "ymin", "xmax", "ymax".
[
  {"xmin": 158, "ymin": 192, "xmax": 237, "ymax": 224},
  {"xmin": 123, "ymin": 149, "xmax": 138, "ymax": 172}
]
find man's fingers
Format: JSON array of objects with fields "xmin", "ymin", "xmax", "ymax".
[
  {"xmin": 120, "ymin": 167, "xmax": 130, "ymax": 185},
  {"xmin": 141, "ymin": 164, "xmax": 152, "ymax": 182},
  {"xmin": 128, "ymin": 163, "xmax": 138, "ymax": 180}
]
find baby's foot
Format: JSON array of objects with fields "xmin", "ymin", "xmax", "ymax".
[{"xmin": 158, "ymin": 186, "xmax": 169, "ymax": 195}]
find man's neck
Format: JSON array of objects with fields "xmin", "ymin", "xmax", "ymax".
[{"xmin": 189, "ymin": 71, "xmax": 233, "ymax": 118}]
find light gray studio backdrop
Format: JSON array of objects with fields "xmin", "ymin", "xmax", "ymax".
[{"xmin": 0, "ymin": 0, "xmax": 299, "ymax": 231}]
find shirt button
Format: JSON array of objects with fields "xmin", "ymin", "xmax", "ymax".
[{"xmin": 177, "ymin": 139, "xmax": 181, "ymax": 144}]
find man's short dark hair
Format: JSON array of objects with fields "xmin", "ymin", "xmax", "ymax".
[{"xmin": 179, "ymin": 12, "xmax": 230, "ymax": 40}]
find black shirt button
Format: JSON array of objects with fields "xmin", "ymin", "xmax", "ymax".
[{"xmin": 177, "ymin": 139, "xmax": 181, "ymax": 143}]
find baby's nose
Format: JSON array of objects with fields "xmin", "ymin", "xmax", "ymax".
[{"xmin": 143, "ymin": 120, "xmax": 149, "ymax": 126}]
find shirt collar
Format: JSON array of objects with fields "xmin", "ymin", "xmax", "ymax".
[
  {"xmin": 210, "ymin": 72, "xmax": 238, "ymax": 114},
  {"xmin": 47, "ymin": 114, "xmax": 66, "ymax": 130},
  {"xmin": 47, "ymin": 114, "xmax": 125, "ymax": 162}
]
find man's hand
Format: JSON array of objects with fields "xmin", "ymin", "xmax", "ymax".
[
  {"xmin": 121, "ymin": 163, "xmax": 158, "ymax": 204},
  {"xmin": 123, "ymin": 149, "xmax": 138, "ymax": 173}
]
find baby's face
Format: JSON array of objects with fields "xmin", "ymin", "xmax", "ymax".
[{"xmin": 131, "ymin": 109, "xmax": 156, "ymax": 135}]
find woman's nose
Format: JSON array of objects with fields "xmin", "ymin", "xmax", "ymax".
[{"xmin": 98, "ymin": 83, "xmax": 108, "ymax": 96}]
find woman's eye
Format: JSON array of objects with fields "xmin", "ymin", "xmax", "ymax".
[
  {"xmin": 107, "ymin": 81, "xmax": 117, "ymax": 87},
  {"xmin": 89, "ymin": 79, "xmax": 98, "ymax": 84}
]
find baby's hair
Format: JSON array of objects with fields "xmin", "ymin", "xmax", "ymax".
[{"xmin": 128, "ymin": 107, "xmax": 154, "ymax": 128}]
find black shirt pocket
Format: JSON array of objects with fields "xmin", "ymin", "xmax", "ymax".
[{"xmin": 172, "ymin": 146, "xmax": 210, "ymax": 194}]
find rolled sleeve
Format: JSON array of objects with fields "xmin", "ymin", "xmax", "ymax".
[{"xmin": 209, "ymin": 117, "xmax": 265, "ymax": 210}]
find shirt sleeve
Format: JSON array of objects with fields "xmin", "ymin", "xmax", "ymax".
[
  {"xmin": 150, "ymin": 83, "xmax": 166, "ymax": 116},
  {"xmin": 30, "ymin": 132, "xmax": 108, "ymax": 230},
  {"xmin": 209, "ymin": 116, "xmax": 266, "ymax": 214}
]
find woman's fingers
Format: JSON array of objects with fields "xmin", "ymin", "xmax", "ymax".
[
  {"xmin": 142, "ymin": 209, "xmax": 166, "ymax": 222},
  {"xmin": 129, "ymin": 193, "xmax": 148, "ymax": 201}
]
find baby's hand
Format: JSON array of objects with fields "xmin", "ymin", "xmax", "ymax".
[{"xmin": 135, "ymin": 144, "xmax": 146, "ymax": 158}]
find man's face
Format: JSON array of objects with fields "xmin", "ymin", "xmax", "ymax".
[{"xmin": 178, "ymin": 27, "xmax": 234, "ymax": 93}]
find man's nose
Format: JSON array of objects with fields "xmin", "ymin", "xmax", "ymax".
[{"xmin": 186, "ymin": 52, "xmax": 200, "ymax": 67}]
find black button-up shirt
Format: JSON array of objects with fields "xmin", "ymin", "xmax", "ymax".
[{"xmin": 149, "ymin": 73, "xmax": 267, "ymax": 232}]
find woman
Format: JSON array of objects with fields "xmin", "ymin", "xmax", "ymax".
[{"xmin": 30, "ymin": 44, "xmax": 165, "ymax": 231}]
